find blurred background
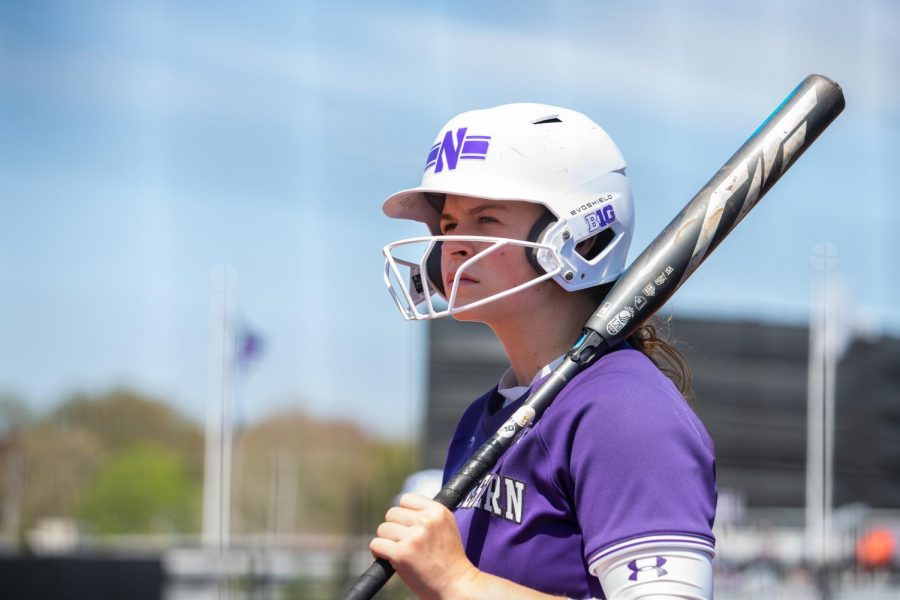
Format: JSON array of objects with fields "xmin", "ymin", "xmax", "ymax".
[{"xmin": 0, "ymin": 1, "xmax": 898, "ymax": 599}]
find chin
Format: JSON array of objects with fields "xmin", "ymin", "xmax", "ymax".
[
  {"xmin": 448, "ymin": 283, "xmax": 542, "ymax": 324},
  {"xmin": 450, "ymin": 308, "xmax": 486, "ymax": 323},
  {"xmin": 447, "ymin": 299, "xmax": 482, "ymax": 321},
  {"xmin": 446, "ymin": 295, "xmax": 491, "ymax": 323},
  {"xmin": 450, "ymin": 297, "xmax": 516, "ymax": 325}
]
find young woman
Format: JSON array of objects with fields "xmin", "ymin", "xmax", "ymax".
[{"xmin": 376, "ymin": 104, "xmax": 717, "ymax": 599}]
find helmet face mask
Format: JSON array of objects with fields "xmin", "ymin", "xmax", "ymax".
[
  {"xmin": 382, "ymin": 103, "xmax": 634, "ymax": 321},
  {"xmin": 383, "ymin": 235, "xmax": 562, "ymax": 321}
]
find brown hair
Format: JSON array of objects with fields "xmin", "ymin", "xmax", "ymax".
[{"xmin": 627, "ymin": 318, "xmax": 694, "ymax": 399}]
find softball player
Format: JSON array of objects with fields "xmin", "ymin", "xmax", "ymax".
[{"xmin": 375, "ymin": 104, "xmax": 717, "ymax": 599}]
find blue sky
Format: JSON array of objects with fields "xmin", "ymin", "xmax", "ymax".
[{"xmin": 1, "ymin": 1, "xmax": 897, "ymax": 438}]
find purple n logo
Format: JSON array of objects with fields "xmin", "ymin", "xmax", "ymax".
[{"xmin": 425, "ymin": 127, "xmax": 491, "ymax": 173}]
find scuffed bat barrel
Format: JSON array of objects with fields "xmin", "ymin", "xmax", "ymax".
[{"xmin": 585, "ymin": 74, "xmax": 844, "ymax": 341}]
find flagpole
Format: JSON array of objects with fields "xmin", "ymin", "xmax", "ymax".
[
  {"xmin": 203, "ymin": 264, "xmax": 238, "ymax": 550},
  {"xmin": 806, "ymin": 243, "xmax": 834, "ymax": 567},
  {"xmin": 805, "ymin": 243, "xmax": 858, "ymax": 598}
]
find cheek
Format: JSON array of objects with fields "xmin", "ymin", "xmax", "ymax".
[{"xmin": 490, "ymin": 248, "xmax": 537, "ymax": 283}]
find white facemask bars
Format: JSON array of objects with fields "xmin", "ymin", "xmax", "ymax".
[{"xmin": 383, "ymin": 235, "xmax": 562, "ymax": 320}]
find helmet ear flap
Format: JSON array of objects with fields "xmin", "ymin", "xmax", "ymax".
[
  {"xmin": 426, "ymin": 241, "xmax": 445, "ymax": 296},
  {"xmin": 525, "ymin": 209, "xmax": 557, "ymax": 274}
]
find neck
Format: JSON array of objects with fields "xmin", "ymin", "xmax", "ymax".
[{"xmin": 487, "ymin": 287, "xmax": 597, "ymax": 387}]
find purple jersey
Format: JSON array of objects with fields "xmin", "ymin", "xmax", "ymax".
[{"xmin": 443, "ymin": 346, "xmax": 717, "ymax": 599}]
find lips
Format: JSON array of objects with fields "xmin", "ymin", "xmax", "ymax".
[{"xmin": 446, "ymin": 270, "xmax": 479, "ymax": 289}]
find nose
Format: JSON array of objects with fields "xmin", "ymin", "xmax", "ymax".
[{"xmin": 441, "ymin": 236, "xmax": 475, "ymax": 259}]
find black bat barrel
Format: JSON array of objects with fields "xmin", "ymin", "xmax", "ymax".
[{"xmin": 585, "ymin": 74, "xmax": 844, "ymax": 341}]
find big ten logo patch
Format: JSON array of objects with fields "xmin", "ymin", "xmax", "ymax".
[
  {"xmin": 457, "ymin": 472, "xmax": 526, "ymax": 524},
  {"xmin": 584, "ymin": 205, "xmax": 616, "ymax": 232},
  {"xmin": 425, "ymin": 127, "xmax": 491, "ymax": 173}
]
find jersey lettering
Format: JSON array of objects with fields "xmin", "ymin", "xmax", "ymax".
[
  {"xmin": 461, "ymin": 471, "xmax": 493, "ymax": 508},
  {"xmin": 483, "ymin": 473, "xmax": 502, "ymax": 514},
  {"xmin": 504, "ymin": 478, "xmax": 524, "ymax": 522},
  {"xmin": 456, "ymin": 472, "xmax": 526, "ymax": 524}
]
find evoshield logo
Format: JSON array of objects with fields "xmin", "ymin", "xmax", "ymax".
[{"xmin": 425, "ymin": 127, "xmax": 491, "ymax": 173}]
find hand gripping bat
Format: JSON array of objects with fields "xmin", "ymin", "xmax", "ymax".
[{"xmin": 343, "ymin": 74, "xmax": 845, "ymax": 599}]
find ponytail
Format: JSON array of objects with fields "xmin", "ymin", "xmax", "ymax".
[
  {"xmin": 627, "ymin": 318, "xmax": 694, "ymax": 399},
  {"xmin": 588, "ymin": 281, "xmax": 694, "ymax": 398}
]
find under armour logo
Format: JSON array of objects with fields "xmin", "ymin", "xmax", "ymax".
[
  {"xmin": 627, "ymin": 556, "xmax": 668, "ymax": 581},
  {"xmin": 425, "ymin": 127, "xmax": 491, "ymax": 173}
]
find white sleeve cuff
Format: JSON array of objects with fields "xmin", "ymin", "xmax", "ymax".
[{"xmin": 588, "ymin": 536, "xmax": 715, "ymax": 600}]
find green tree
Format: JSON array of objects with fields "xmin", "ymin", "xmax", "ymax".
[
  {"xmin": 13, "ymin": 389, "xmax": 204, "ymax": 535},
  {"xmin": 79, "ymin": 442, "xmax": 199, "ymax": 534},
  {"xmin": 52, "ymin": 389, "xmax": 204, "ymax": 478}
]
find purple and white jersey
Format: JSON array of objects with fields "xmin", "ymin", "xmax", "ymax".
[{"xmin": 443, "ymin": 346, "xmax": 717, "ymax": 599}]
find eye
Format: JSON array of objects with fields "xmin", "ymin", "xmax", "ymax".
[
  {"xmin": 441, "ymin": 222, "xmax": 457, "ymax": 234},
  {"xmin": 477, "ymin": 216, "xmax": 499, "ymax": 225}
]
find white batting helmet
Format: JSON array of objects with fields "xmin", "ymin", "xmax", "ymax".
[{"xmin": 383, "ymin": 103, "xmax": 633, "ymax": 320}]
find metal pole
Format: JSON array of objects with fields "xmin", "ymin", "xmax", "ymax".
[{"xmin": 203, "ymin": 264, "xmax": 238, "ymax": 567}]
